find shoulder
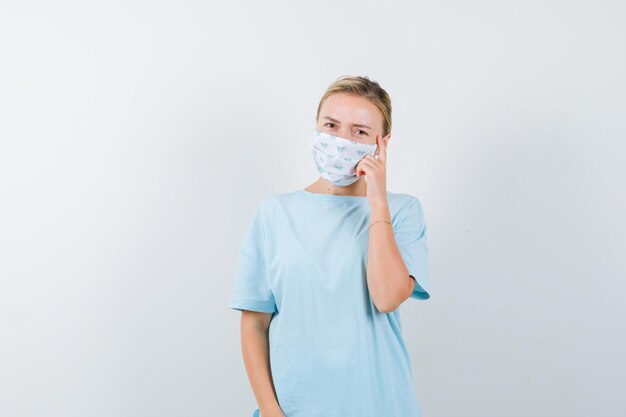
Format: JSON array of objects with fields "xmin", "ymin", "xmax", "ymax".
[
  {"xmin": 252, "ymin": 191, "xmax": 294, "ymax": 219},
  {"xmin": 387, "ymin": 190, "xmax": 424, "ymax": 212},
  {"xmin": 387, "ymin": 191, "xmax": 426, "ymax": 229}
]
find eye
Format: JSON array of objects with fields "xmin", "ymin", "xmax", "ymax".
[
  {"xmin": 324, "ymin": 122, "xmax": 335, "ymax": 128},
  {"xmin": 356, "ymin": 130, "xmax": 368, "ymax": 135}
]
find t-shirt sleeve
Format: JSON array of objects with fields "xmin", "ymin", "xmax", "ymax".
[
  {"xmin": 229, "ymin": 201, "xmax": 278, "ymax": 313},
  {"xmin": 393, "ymin": 196, "xmax": 430, "ymax": 300}
]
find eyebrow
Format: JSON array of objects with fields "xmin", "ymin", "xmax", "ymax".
[{"xmin": 322, "ymin": 116, "xmax": 372, "ymax": 129}]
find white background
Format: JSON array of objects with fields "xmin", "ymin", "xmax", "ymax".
[{"xmin": 1, "ymin": 1, "xmax": 625, "ymax": 416}]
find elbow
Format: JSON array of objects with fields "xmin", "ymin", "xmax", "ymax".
[
  {"xmin": 371, "ymin": 291, "xmax": 394, "ymax": 313},
  {"xmin": 374, "ymin": 277, "xmax": 415, "ymax": 313},
  {"xmin": 376, "ymin": 304, "xmax": 395, "ymax": 314},
  {"xmin": 377, "ymin": 302, "xmax": 400, "ymax": 314},
  {"xmin": 374, "ymin": 297, "xmax": 401, "ymax": 314}
]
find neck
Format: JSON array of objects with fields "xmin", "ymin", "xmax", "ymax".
[{"xmin": 304, "ymin": 178, "xmax": 368, "ymax": 196}]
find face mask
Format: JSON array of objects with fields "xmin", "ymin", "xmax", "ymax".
[{"xmin": 310, "ymin": 129, "xmax": 378, "ymax": 186}]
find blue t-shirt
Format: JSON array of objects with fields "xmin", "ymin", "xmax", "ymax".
[{"xmin": 229, "ymin": 189, "xmax": 430, "ymax": 417}]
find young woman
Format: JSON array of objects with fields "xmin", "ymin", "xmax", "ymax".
[{"xmin": 229, "ymin": 75, "xmax": 431, "ymax": 417}]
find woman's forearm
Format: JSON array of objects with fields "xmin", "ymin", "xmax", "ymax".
[
  {"xmin": 241, "ymin": 325, "xmax": 282, "ymax": 415},
  {"xmin": 367, "ymin": 200, "xmax": 413, "ymax": 313}
]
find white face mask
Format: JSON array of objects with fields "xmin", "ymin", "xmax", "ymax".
[{"xmin": 310, "ymin": 129, "xmax": 378, "ymax": 186}]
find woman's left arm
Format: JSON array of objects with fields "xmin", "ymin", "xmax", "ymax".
[
  {"xmin": 367, "ymin": 201, "xmax": 415, "ymax": 313},
  {"xmin": 356, "ymin": 133, "xmax": 415, "ymax": 313}
]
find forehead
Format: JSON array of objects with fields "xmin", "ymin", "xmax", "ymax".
[{"xmin": 320, "ymin": 93, "xmax": 382, "ymax": 127}]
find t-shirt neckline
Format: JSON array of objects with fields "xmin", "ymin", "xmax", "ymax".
[{"xmin": 295, "ymin": 189, "xmax": 383, "ymax": 201}]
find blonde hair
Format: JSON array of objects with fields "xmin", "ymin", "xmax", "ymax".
[{"xmin": 316, "ymin": 75, "xmax": 392, "ymax": 138}]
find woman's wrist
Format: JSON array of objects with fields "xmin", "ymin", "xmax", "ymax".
[
  {"xmin": 369, "ymin": 198, "xmax": 389, "ymax": 209},
  {"xmin": 369, "ymin": 199, "xmax": 391, "ymax": 223}
]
